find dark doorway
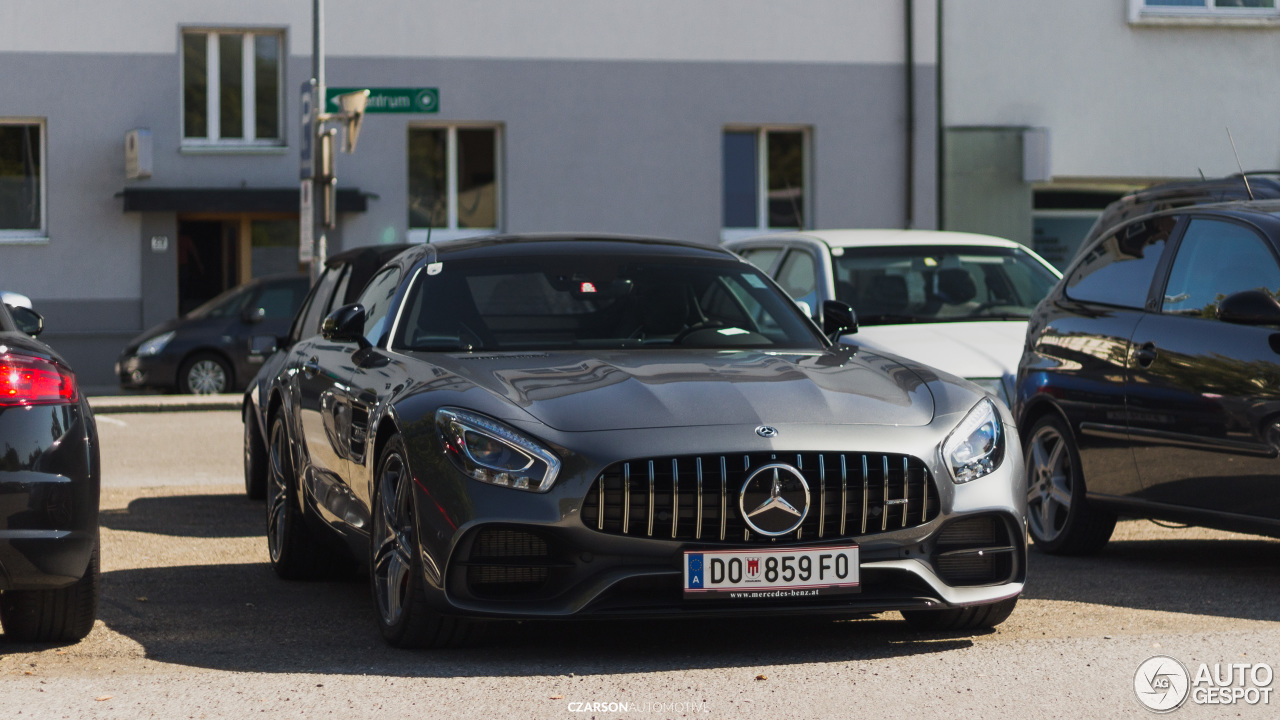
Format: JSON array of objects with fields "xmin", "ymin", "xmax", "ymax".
[{"xmin": 177, "ymin": 219, "xmax": 239, "ymax": 315}]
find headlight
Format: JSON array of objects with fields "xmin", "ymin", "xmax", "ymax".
[
  {"xmin": 940, "ymin": 398, "xmax": 1005, "ymax": 483},
  {"xmin": 136, "ymin": 331, "xmax": 175, "ymax": 357},
  {"xmin": 436, "ymin": 407, "xmax": 561, "ymax": 492}
]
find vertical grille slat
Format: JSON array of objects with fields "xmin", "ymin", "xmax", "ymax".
[{"xmin": 584, "ymin": 451, "xmax": 938, "ymax": 544}]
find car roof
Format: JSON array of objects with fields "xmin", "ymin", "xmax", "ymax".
[
  {"xmin": 326, "ymin": 242, "xmax": 414, "ymax": 268},
  {"xmin": 399, "ymin": 233, "xmax": 738, "ymax": 264},
  {"xmin": 727, "ymin": 229, "xmax": 1024, "ymax": 250}
]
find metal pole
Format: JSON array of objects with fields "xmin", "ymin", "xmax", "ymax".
[{"xmin": 310, "ymin": 0, "xmax": 326, "ymax": 280}]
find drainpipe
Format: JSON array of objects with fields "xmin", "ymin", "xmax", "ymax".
[
  {"xmin": 905, "ymin": 0, "xmax": 915, "ymax": 229},
  {"xmin": 935, "ymin": 0, "xmax": 945, "ymax": 230}
]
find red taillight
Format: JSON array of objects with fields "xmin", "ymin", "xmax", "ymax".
[{"xmin": 0, "ymin": 353, "xmax": 78, "ymax": 407}]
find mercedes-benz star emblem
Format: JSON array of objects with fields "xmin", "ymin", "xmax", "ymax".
[
  {"xmin": 755, "ymin": 426, "xmax": 779, "ymax": 438},
  {"xmin": 739, "ymin": 463, "xmax": 810, "ymax": 536}
]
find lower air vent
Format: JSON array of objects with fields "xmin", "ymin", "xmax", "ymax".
[
  {"xmin": 464, "ymin": 527, "xmax": 553, "ymax": 599},
  {"xmin": 931, "ymin": 515, "xmax": 1017, "ymax": 587}
]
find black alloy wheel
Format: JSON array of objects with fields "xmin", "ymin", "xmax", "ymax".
[
  {"xmin": 243, "ymin": 407, "xmax": 267, "ymax": 500},
  {"xmin": 265, "ymin": 415, "xmax": 326, "ymax": 579},
  {"xmin": 370, "ymin": 435, "xmax": 474, "ymax": 648},
  {"xmin": 0, "ymin": 534, "xmax": 100, "ymax": 643},
  {"xmin": 1023, "ymin": 414, "xmax": 1116, "ymax": 555}
]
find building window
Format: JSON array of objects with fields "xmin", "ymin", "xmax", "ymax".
[
  {"xmin": 722, "ymin": 128, "xmax": 808, "ymax": 241},
  {"xmin": 1130, "ymin": 0, "xmax": 1279, "ymax": 22},
  {"xmin": 182, "ymin": 29, "xmax": 283, "ymax": 146},
  {"xmin": 0, "ymin": 119, "xmax": 44, "ymax": 241},
  {"xmin": 408, "ymin": 126, "xmax": 500, "ymax": 241}
]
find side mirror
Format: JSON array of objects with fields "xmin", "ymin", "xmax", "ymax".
[
  {"xmin": 822, "ymin": 300, "xmax": 858, "ymax": 340},
  {"xmin": 321, "ymin": 303, "xmax": 370, "ymax": 347},
  {"xmin": 1217, "ymin": 290, "xmax": 1280, "ymax": 326},
  {"xmin": 241, "ymin": 306, "xmax": 266, "ymax": 324},
  {"xmin": 248, "ymin": 334, "xmax": 279, "ymax": 357},
  {"xmin": 10, "ymin": 305, "xmax": 44, "ymax": 337}
]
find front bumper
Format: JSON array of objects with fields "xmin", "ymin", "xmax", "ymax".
[
  {"xmin": 0, "ymin": 401, "xmax": 100, "ymax": 591},
  {"xmin": 405, "ymin": 421, "xmax": 1027, "ymax": 620}
]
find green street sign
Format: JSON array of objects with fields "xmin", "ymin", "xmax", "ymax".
[{"xmin": 326, "ymin": 87, "xmax": 438, "ymax": 114}]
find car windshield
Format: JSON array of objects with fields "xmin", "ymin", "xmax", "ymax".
[
  {"xmin": 833, "ymin": 245, "xmax": 1059, "ymax": 325},
  {"xmin": 394, "ymin": 253, "xmax": 825, "ymax": 352},
  {"xmin": 186, "ymin": 285, "xmax": 251, "ymax": 319}
]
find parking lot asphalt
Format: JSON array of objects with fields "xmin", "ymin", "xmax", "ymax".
[{"xmin": 2, "ymin": 410, "xmax": 1278, "ymax": 719}]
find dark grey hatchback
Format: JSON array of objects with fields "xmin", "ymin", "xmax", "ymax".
[{"xmin": 1017, "ymin": 200, "xmax": 1280, "ymax": 554}]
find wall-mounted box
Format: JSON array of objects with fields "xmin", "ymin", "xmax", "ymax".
[{"xmin": 126, "ymin": 129, "xmax": 152, "ymax": 180}]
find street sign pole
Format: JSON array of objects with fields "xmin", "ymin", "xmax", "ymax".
[{"xmin": 310, "ymin": 0, "xmax": 326, "ymax": 280}]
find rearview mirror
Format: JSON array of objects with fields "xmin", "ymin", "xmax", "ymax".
[
  {"xmin": 1217, "ymin": 289, "xmax": 1280, "ymax": 326},
  {"xmin": 822, "ymin": 300, "xmax": 858, "ymax": 340},
  {"xmin": 241, "ymin": 306, "xmax": 266, "ymax": 324},
  {"xmin": 10, "ymin": 305, "xmax": 44, "ymax": 337},
  {"xmin": 321, "ymin": 303, "xmax": 370, "ymax": 348}
]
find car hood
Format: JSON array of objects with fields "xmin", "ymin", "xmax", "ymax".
[
  {"xmin": 414, "ymin": 347, "xmax": 935, "ymax": 432},
  {"xmin": 848, "ymin": 321, "xmax": 1028, "ymax": 381}
]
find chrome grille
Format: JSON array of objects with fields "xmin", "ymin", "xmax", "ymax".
[{"xmin": 581, "ymin": 452, "xmax": 939, "ymax": 543}]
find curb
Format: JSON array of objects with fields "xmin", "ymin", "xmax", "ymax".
[{"xmin": 88, "ymin": 394, "xmax": 243, "ymax": 414}]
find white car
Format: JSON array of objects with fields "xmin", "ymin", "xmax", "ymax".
[{"xmin": 724, "ymin": 230, "xmax": 1062, "ymax": 406}]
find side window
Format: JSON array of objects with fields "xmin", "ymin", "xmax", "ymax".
[
  {"xmin": 1065, "ymin": 216, "xmax": 1177, "ymax": 309},
  {"xmin": 357, "ymin": 267, "xmax": 403, "ymax": 347},
  {"xmin": 293, "ymin": 266, "xmax": 343, "ymax": 341},
  {"xmin": 252, "ymin": 279, "xmax": 308, "ymax": 320},
  {"xmin": 775, "ymin": 249, "xmax": 819, "ymax": 314},
  {"xmin": 1162, "ymin": 219, "xmax": 1280, "ymax": 318},
  {"xmin": 737, "ymin": 247, "xmax": 782, "ymax": 274}
]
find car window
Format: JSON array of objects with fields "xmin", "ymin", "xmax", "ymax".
[
  {"xmin": 1162, "ymin": 219, "xmax": 1280, "ymax": 318},
  {"xmin": 1064, "ymin": 216, "xmax": 1177, "ymax": 310},
  {"xmin": 394, "ymin": 253, "xmax": 822, "ymax": 351},
  {"xmin": 189, "ymin": 286, "xmax": 251, "ymax": 319},
  {"xmin": 737, "ymin": 247, "xmax": 782, "ymax": 274},
  {"xmin": 776, "ymin": 249, "xmax": 819, "ymax": 313},
  {"xmin": 293, "ymin": 265, "xmax": 344, "ymax": 341},
  {"xmin": 357, "ymin": 266, "xmax": 402, "ymax": 347},
  {"xmin": 251, "ymin": 278, "xmax": 309, "ymax": 320},
  {"xmin": 831, "ymin": 245, "xmax": 1059, "ymax": 325}
]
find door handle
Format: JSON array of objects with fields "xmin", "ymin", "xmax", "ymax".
[
  {"xmin": 302, "ymin": 356, "xmax": 321, "ymax": 378},
  {"xmin": 1135, "ymin": 342, "xmax": 1158, "ymax": 368}
]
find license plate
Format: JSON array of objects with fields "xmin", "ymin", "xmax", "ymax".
[{"xmin": 683, "ymin": 545, "xmax": 859, "ymax": 599}]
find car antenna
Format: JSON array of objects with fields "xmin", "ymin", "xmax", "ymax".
[
  {"xmin": 1198, "ymin": 168, "xmax": 1206, "ymax": 181},
  {"xmin": 1227, "ymin": 127, "xmax": 1254, "ymax": 200}
]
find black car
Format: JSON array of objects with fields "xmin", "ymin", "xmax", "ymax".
[
  {"xmin": 1016, "ymin": 200, "xmax": 1280, "ymax": 554},
  {"xmin": 117, "ymin": 274, "xmax": 310, "ymax": 394},
  {"xmin": 0, "ymin": 300, "xmax": 100, "ymax": 642},
  {"xmin": 242, "ymin": 244, "xmax": 411, "ymax": 499},
  {"xmin": 257, "ymin": 234, "xmax": 1027, "ymax": 648}
]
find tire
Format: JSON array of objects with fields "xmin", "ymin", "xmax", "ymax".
[
  {"xmin": 1023, "ymin": 414, "xmax": 1116, "ymax": 555},
  {"xmin": 178, "ymin": 353, "xmax": 232, "ymax": 395},
  {"xmin": 265, "ymin": 415, "xmax": 328, "ymax": 580},
  {"xmin": 370, "ymin": 436, "xmax": 474, "ymax": 649},
  {"xmin": 243, "ymin": 406, "xmax": 268, "ymax": 500},
  {"xmin": 1, "ymin": 537, "xmax": 100, "ymax": 643},
  {"xmin": 901, "ymin": 596, "xmax": 1018, "ymax": 632}
]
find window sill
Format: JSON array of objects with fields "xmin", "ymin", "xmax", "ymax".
[
  {"xmin": 406, "ymin": 228, "xmax": 499, "ymax": 243},
  {"xmin": 180, "ymin": 144, "xmax": 289, "ymax": 155},
  {"xmin": 1130, "ymin": 12, "xmax": 1280, "ymax": 28},
  {"xmin": 0, "ymin": 235, "xmax": 49, "ymax": 246}
]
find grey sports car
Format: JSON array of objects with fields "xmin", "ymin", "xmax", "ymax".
[{"xmin": 258, "ymin": 234, "xmax": 1026, "ymax": 647}]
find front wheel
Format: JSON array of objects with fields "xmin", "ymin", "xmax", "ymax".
[
  {"xmin": 243, "ymin": 407, "xmax": 267, "ymax": 500},
  {"xmin": 265, "ymin": 415, "xmax": 327, "ymax": 579},
  {"xmin": 179, "ymin": 353, "xmax": 232, "ymax": 395},
  {"xmin": 0, "ymin": 538, "xmax": 100, "ymax": 643},
  {"xmin": 1023, "ymin": 414, "xmax": 1116, "ymax": 555},
  {"xmin": 901, "ymin": 596, "xmax": 1017, "ymax": 632},
  {"xmin": 370, "ymin": 436, "xmax": 474, "ymax": 648}
]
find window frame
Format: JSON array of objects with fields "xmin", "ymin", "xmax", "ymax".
[
  {"xmin": 179, "ymin": 26, "xmax": 287, "ymax": 150},
  {"xmin": 720, "ymin": 126, "xmax": 812, "ymax": 243},
  {"xmin": 406, "ymin": 124, "xmax": 503, "ymax": 244},
  {"xmin": 1129, "ymin": 0, "xmax": 1280, "ymax": 24},
  {"xmin": 0, "ymin": 117, "xmax": 47, "ymax": 244}
]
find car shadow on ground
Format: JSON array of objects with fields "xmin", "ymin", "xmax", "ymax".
[
  {"xmin": 99, "ymin": 494, "xmax": 262, "ymax": 539},
  {"xmin": 1023, "ymin": 532, "xmax": 1280, "ymax": 622},
  {"xmin": 58, "ymin": 562, "xmax": 975, "ymax": 676}
]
